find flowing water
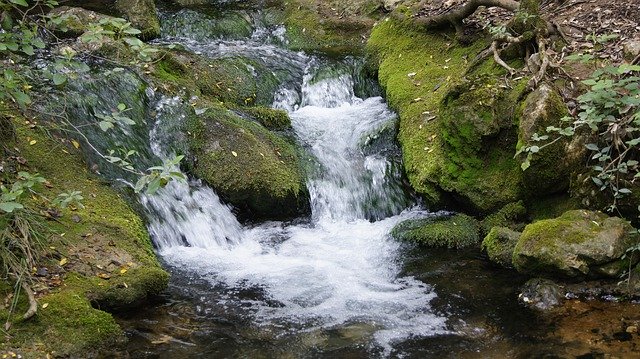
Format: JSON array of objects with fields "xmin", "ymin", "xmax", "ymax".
[{"xmin": 98, "ymin": 4, "xmax": 579, "ymax": 358}]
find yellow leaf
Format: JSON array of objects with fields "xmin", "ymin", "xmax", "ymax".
[
  {"xmin": 29, "ymin": 140, "xmax": 37, "ymax": 145},
  {"xmin": 120, "ymin": 268, "xmax": 128, "ymax": 274},
  {"xmin": 59, "ymin": 258, "xmax": 68, "ymax": 266},
  {"xmin": 231, "ymin": 151, "xmax": 238, "ymax": 157},
  {"xmin": 97, "ymin": 273, "xmax": 111, "ymax": 279},
  {"xmin": 42, "ymin": 303, "xmax": 49, "ymax": 309},
  {"xmin": 72, "ymin": 140, "xmax": 80, "ymax": 149}
]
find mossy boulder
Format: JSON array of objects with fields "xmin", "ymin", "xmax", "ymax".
[
  {"xmin": 159, "ymin": 8, "xmax": 254, "ymax": 41},
  {"xmin": 241, "ymin": 107, "xmax": 292, "ymax": 131},
  {"xmin": 482, "ymin": 227, "xmax": 521, "ymax": 268},
  {"xmin": 0, "ymin": 120, "xmax": 169, "ymax": 356},
  {"xmin": 513, "ymin": 210, "xmax": 640, "ymax": 278},
  {"xmin": 391, "ymin": 213, "xmax": 480, "ymax": 248},
  {"xmin": 186, "ymin": 106, "xmax": 309, "ymax": 220},
  {"xmin": 282, "ymin": 0, "xmax": 377, "ymax": 55},
  {"xmin": 518, "ymin": 84, "xmax": 584, "ymax": 196},
  {"xmin": 151, "ymin": 50, "xmax": 280, "ymax": 106},
  {"xmin": 571, "ymin": 171, "xmax": 640, "ymax": 221},
  {"xmin": 47, "ymin": 6, "xmax": 115, "ymax": 38},
  {"xmin": 114, "ymin": 0, "xmax": 161, "ymax": 39},
  {"xmin": 367, "ymin": 18, "xmax": 529, "ymax": 214}
]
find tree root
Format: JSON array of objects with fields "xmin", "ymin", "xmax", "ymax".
[
  {"xmin": 491, "ymin": 41, "xmax": 517, "ymax": 74},
  {"xmin": 21, "ymin": 281, "xmax": 37, "ymax": 320},
  {"xmin": 413, "ymin": 0, "xmax": 520, "ymax": 29}
]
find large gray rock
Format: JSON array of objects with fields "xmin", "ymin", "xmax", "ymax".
[{"xmin": 513, "ymin": 210, "xmax": 640, "ymax": 278}]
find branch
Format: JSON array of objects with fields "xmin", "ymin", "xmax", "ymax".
[
  {"xmin": 491, "ymin": 41, "xmax": 517, "ymax": 75},
  {"xmin": 414, "ymin": 0, "xmax": 520, "ymax": 29}
]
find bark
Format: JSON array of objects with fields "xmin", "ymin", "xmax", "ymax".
[{"xmin": 414, "ymin": 0, "xmax": 520, "ymax": 29}]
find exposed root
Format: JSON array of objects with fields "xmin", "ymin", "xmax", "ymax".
[
  {"xmin": 21, "ymin": 281, "xmax": 37, "ymax": 320},
  {"xmin": 491, "ymin": 41, "xmax": 517, "ymax": 75},
  {"xmin": 413, "ymin": 0, "xmax": 520, "ymax": 29}
]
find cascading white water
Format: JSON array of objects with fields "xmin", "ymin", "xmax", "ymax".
[{"xmin": 142, "ymin": 28, "xmax": 447, "ymax": 354}]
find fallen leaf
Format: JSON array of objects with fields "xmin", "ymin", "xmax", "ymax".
[
  {"xmin": 72, "ymin": 140, "xmax": 80, "ymax": 149},
  {"xmin": 59, "ymin": 258, "xmax": 68, "ymax": 266},
  {"xmin": 231, "ymin": 151, "xmax": 238, "ymax": 157},
  {"xmin": 42, "ymin": 303, "xmax": 49, "ymax": 309},
  {"xmin": 120, "ymin": 268, "xmax": 128, "ymax": 274},
  {"xmin": 29, "ymin": 140, "xmax": 37, "ymax": 145},
  {"xmin": 151, "ymin": 334, "xmax": 174, "ymax": 345},
  {"xmin": 97, "ymin": 273, "xmax": 111, "ymax": 279}
]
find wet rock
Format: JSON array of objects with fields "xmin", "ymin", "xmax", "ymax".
[
  {"xmin": 518, "ymin": 278, "xmax": 564, "ymax": 310},
  {"xmin": 513, "ymin": 210, "xmax": 640, "ymax": 279},
  {"xmin": 114, "ymin": 0, "xmax": 160, "ymax": 39},
  {"xmin": 159, "ymin": 8, "xmax": 254, "ymax": 41},
  {"xmin": 482, "ymin": 227, "xmax": 520, "ymax": 268},
  {"xmin": 185, "ymin": 106, "xmax": 309, "ymax": 220},
  {"xmin": 391, "ymin": 213, "xmax": 480, "ymax": 249}
]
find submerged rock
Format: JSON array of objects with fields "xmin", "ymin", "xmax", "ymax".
[
  {"xmin": 186, "ymin": 106, "xmax": 309, "ymax": 220},
  {"xmin": 391, "ymin": 213, "xmax": 480, "ymax": 248},
  {"xmin": 518, "ymin": 278, "xmax": 565, "ymax": 310},
  {"xmin": 513, "ymin": 210, "xmax": 640, "ymax": 279},
  {"xmin": 482, "ymin": 227, "xmax": 521, "ymax": 268}
]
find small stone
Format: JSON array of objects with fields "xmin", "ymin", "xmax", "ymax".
[
  {"xmin": 626, "ymin": 325, "xmax": 638, "ymax": 334},
  {"xmin": 71, "ymin": 214, "xmax": 82, "ymax": 223},
  {"xmin": 35, "ymin": 267, "xmax": 48, "ymax": 277},
  {"xmin": 623, "ymin": 39, "xmax": 640, "ymax": 61}
]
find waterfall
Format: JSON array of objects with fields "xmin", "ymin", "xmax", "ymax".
[{"xmin": 134, "ymin": 15, "xmax": 448, "ymax": 355}]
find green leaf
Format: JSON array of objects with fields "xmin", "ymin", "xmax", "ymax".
[
  {"xmin": 10, "ymin": 0, "xmax": 29, "ymax": 7},
  {"xmin": 12, "ymin": 90, "xmax": 31, "ymax": 106},
  {"xmin": 585, "ymin": 143, "xmax": 599, "ymax": 151},
  {"xmin": 0, "ymin": 201, "xmax": 24, "ymax": 213},
  {"xmin": 146, "ymin": 177, "xmax": 162, "ymax": 194},
  {"xmin": 117, "ymin": 103, "xmax": 126, "ymax": 111},
  {"xmin": 52, "ymin": 73, "xmax": 67, "ymax": 86},
  {"xmin": 99, "ymin": 121, "xmax": 114, "ymax": 131}
]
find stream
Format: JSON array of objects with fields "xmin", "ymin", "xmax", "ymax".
[{"xmin": 80, "ymin": 3, "xmax": 608, "ymax": 358}]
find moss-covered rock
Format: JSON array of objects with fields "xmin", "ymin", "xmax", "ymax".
[
  {"xmin": 281, "ymin": 0, "xmax": 378, "ymax": 55},
  {"xmin": 367, "ymin": 18, "xmax": 529, "ymax": 214},
  {"xmin": 186, "ymin": 106, "xmax": 309, "ymax": 219},
  {"xmin": 480, "ymin": 201, "xmax": 527, "ymax": 235},
  {"xmin": 241, "ymin": 107, "xmax": 292, "ymax": 131},
  {"xmin": 517, "ymin": 84, "xmax": 584, "ymax": 196},
  {"xmin": 391, "ymin": 213, "xmax": 480, "ymax": 248},
  {"xmin": 482, "ymin": 227, "xmax": 521, "ymax": 268},
  {"xmin": 0, "ymin": 119, "xmax": 169, "ymax": 356},
  {"xmin": 151, "ymin": 50, "xmax": 279, "ymax": 106},
  {"xmin": 114, "ymin": 0, "xmax": 160, "ymax": 39},
  {"xmin": 159, "ymin": 8, "xmax": 254, "ymax": 41},
  {"xmin": 47, "ymin": 6, "xmax": 115, "ymax": 38},
  {"xmin": 513, "ymin": 210, "xmax": 640, "ymax": 279}
]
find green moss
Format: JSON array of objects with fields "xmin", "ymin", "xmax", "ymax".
[
  {"xmin": 513, "ymin": 210, "xmax": 639, "ymax": 277},
  {"xmin": 151, "ymin": 51, "xmax": 279, "ymax": 106},
  {"xmin": 241, "ymin": 107, "xmax": 292, "ymax": 130},
  {"xmin": 282, "ymin": 0, "xmax": 372, "ymax": 55},
  {"xmin": 481, "ymin": 201, "xmax": 527, "ymax": 235},
  {"xmin": 0, "ymin": 119, "xmax": 169, "ymax": 356},
  {"xmin": 0, "ymin": 280, "xmax": 123, "ymax": 357},
  {"xmin": 186, "ymin": 107, "xmax": 309, "ymax": 219},
  {"xmin": 391, "ymin": 213, "xmax": 480, "ymax": 248},
  {"xmin": 482, "ymin": 226, "xmax": 521, "ymax": 268}
]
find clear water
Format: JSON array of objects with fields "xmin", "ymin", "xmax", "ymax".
[{"xmin": 138, "ymin": 53, "xmax": 449, "ymax": 355}]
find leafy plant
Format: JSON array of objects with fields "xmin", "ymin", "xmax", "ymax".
[{"xmin": 518, "ymin": 63, "xmax": 640, "ymax": 213}]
